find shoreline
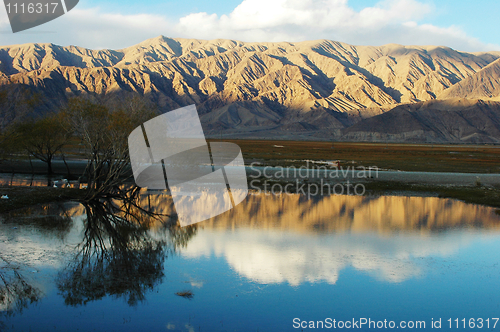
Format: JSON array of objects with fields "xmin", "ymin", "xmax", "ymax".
[
  {"xmin": 1, "ymin": 156, "xmax": 499, "ymax": 213},
  {"xmin": 1, "ymin": 178, "xmax": 499, "ymax": 214},
  {"xmin": 2, "ymin": 159, "xmax": 500, "ymax": 186}
]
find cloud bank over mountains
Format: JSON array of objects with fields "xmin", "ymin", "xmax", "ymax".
[
  {"xmin": 178, "ymin": 0, "xmax": 489, "ymax": 52},
  {"xmin": 0, "ymin": 0, "xmax": 498, "ymax": 52}
]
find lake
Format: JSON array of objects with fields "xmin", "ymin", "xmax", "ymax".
[{"xmin": 1, "ymin": 192, "xmax": 500, "ymax": 331}]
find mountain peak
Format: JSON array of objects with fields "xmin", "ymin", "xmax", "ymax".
[{"xmin": 1, "ymin": 37, "xmax": 500, "ymax": 142}]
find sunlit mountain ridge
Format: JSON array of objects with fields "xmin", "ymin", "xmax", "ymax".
[{"xmin": 2, "ymin": 36, "xmax": 500, "ymax": 141}]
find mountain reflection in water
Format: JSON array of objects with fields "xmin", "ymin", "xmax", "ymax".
[
  {"xmin": 174, "ymin": 193, "xmax": 500, "ymax": 285},
  {"xmin": 1, "ymin": 191, "xmax": 500, "ymax": 331},
  {"xmin": 138, "ymin": 191, "xmax": 500, "ymax": 232}
]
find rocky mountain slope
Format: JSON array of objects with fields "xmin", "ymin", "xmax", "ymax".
[
  {"xmin": 438, "ymin": 58, "xmax": 500, "ymax": 101},
  {"xmin": 343, "ymin": 99, "xmax": 500, "ymax": 143},
  {"xmin": 1, "ymin": 36, "xmax": 500, "ymax": 142}
]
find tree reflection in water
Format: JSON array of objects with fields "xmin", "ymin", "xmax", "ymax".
[
  {"xmin": 57, "ymin": 188, "xmax": 198, "ymax": 307},
  {"xmin": 0, "ymin": 255, "xmax": 42, "ymax": 319},
  {"xmin": 1, "ymin": 204, "xmax": 73, "ymax": 320}
]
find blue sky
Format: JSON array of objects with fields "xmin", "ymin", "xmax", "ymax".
[{"xmin": 0, "ymin": 0, "xmax": 498, "ymax": 52}]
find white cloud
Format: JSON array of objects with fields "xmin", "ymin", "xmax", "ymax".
[
  {"xmin": 0, "ymin": 0, "xmax": 498, "ymax": 52},
  {"xmin": 174, "ymin": 0, "xmax": 499, "ymax": 52},
  {"xmin": 0, "ymin": 7, "xmax": 174, "ymax": 49},
  {"xmin": 62, "ymin": 8, "xmax": 175, "ymax": 49},
  {"xmin": 180, "ymin": 227, "xmax": 492, "ymax": 285}
]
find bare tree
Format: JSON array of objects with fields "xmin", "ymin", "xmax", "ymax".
[
  {"xmin": 12, "ymin": 114, "xmax": 71, "ymax": 175},
  {"xmin": 63, "ymin": 97, "xmax": 158, "ymax": 201}
]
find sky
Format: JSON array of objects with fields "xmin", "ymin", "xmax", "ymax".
[{"xmin": 0, "ymin": 0, "xmax": 498, "ymax": 52}]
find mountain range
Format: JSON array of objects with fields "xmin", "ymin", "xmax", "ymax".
[{"xmin": 1, "ymin": 36, "xmax": 500, "ymax": 142}]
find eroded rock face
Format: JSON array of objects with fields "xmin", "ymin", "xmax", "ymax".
[
  {"xmin": 1, "ymin": 36, "xmax": 500, "ymax": 142},
  {"xmin": 438, "ymin": 58, "xmax": 500, "ymax": 101}
]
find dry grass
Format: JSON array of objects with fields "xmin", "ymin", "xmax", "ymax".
[{"xmin": 209, "ymin": 139, "xmax": 500, "ymax": 173}]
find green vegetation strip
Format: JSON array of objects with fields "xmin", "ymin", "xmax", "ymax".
[
  {"xmin": 364, "ymin": 181, "xmax": 500, "ymax": 209},
  {"xmin": 209, "ymin": 140, "xmax": 500, "ymax": 173}
]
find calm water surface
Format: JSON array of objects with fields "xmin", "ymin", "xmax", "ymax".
[{"xmin": 1, "ymin": 193, "xmax": 500, "ymax": 331}]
